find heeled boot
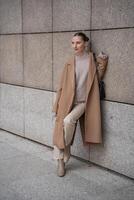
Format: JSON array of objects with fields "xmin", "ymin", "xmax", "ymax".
[{"xmin": 57, "ymin": 159, "xmax": 66, "ymax": 177}]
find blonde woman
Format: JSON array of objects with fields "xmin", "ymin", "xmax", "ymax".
[{"xmin": 52, "ymin": 32, "xmax": 108, "ymax": 177}]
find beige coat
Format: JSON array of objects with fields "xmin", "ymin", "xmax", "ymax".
[{"xmin": 52, "ymin": 51, "xmax": 108, "ymax": 149}]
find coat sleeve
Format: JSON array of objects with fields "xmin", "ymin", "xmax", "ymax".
[
  {"xmin": 52, "ymin": 64, "xmax": 67, "ymax": 114},
  {"xmin": 95, "ymin": 52, "xmax": 108, "ymax": 81}
]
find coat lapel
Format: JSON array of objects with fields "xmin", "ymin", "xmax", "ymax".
[
  {"xmin": 85, "ymin": 52, "xmax": 96, "ymax": 102},
  {"xmin": 67, "ymin": 55, "xmax": 75, "ymax": 92}
]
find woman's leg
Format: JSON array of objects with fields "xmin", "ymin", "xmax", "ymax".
[
  {"xmin": 53, "ymin": 102, "xmax": 85, "ymax": 176},
  {"xmin": 63, "ymin": 102, "xmax": 85, "ymax": 146},
  {"xmin": 53, "ymin": 102, "xmax": 85, "ymax": 160},
  {"xmin": 53, "ymin": 145, "xmax": 64, "ymax": 160},
  {"xmin": 53, "ymin": 145, "xmax": 65, "ymax": 177},
  {"xmin": 63, "ymin": 102, "xmax": 85, "ymax": 162}
]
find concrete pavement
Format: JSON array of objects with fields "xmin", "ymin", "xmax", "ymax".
[{"xmin": 0, "ymin": 130, "xmax": 134, "ymax": 200}]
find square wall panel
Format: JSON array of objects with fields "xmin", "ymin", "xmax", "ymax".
[
  {"xmin": 53, "ymin": 0, "xmax": 91, "ymax": 31},
  {"xmin": 92, "ymin": 0, "xmax": 134, "ymax": 29},
  {"xmin": 0, "ymin": 35, "xmax": 23, "ymax": 85},
  {"xmin": 0, "ymin": 84, "xmax": 24, "ymax": 136},
  {"xmin": 24, "ymin": 87, "xmax": 53, "ymax": 146},
  {"xmin": 90, "ymin": 101, "xmax": 134, "ymax": 178},
  {"xmin": 0, "ymin": 0, "xmax": 22, "ymax": 33},
  {"xmin": 91, "ymin": 29, "xmax": 134, "ymax": 104},
  {"xmin": 53, "ymin": 31, "xmax": 90, "ymax": 91},
  {"xmin": 24, "ymin": 33, "xmax": 52, "ymax": 90},
  {"xmin": 23, "ymin": 0, "xmax": 52, "ymax": 33}
]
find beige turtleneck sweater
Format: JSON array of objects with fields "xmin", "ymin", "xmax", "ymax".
[{"xmin": 74, "ymin": 51, "xmax": 90, "ymax": 104}]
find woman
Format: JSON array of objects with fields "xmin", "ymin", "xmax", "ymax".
[{"xmin": 52, "ymin": 32, "xmax": 108, "ymax": 177}]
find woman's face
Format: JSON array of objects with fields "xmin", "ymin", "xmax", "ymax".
[{"xmin": 71, "ymin": 36, "xmax": 86, "ymax": 55}]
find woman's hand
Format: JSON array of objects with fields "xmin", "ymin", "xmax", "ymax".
[
  {"xmin": 97, "ymin": 52, "xmax": 108, "ymax": 59},
  {"xmin": 96, "ymin": 52, "xmax": 108, "ymax": 80}
]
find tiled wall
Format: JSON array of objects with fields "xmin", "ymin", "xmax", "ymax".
[{"xmin": 0, "ymin": 0, "xmax": 134, "ymax": 178}]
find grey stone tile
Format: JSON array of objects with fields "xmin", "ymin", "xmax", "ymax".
[
  {"xmin": 0, "ymin": 130, "xmax": 133, "ymax": 200},
  {"xmin": 0, "ymin": 35, "xmax": 23, "ymax": 85},
  {"xmin": 68, "ymin": 158, "xmax": 133, "ymax": 192},
  {"xmin": 23, "ymin": 0, "xmax": 52, "ymax": 33},
  {"xmin": 53, "ymin": 32, "xmax": 74, "ymax": 91},
  {"xmin": 0, "ymin": 142, "xmax": 24, "ymax": 161},
  {"xmin": 0, "ymin": 130, "xmax": 52, "ymax": 159},
  {"xmin": 0, "ymin": 0, "xmax": 22, "ymax": 34},
  {"xmin": 91, "ymin": 29, "xmax": 134, "ymax": 104},
  {"xmin": 0, "ymin": 185, "xmax": 27, "ymax": 200},
  {"xmin": 0, "ymin": 84, "xmax": 24, "ymax": 136},
  {"xmin": 0, "ymin": 130, "xmax": 24, "ymax": 144},
  {"xmin": 0, "ymin": 156, "xmax": 116, "ymax": 200},
  {"xmin": 24, "ymin": 33, "xmax": 52, "ymax": 90},
  {"xmin": 0, "ymin": 151, "xmax": 91, "ymax": 200},
  {"xmin": 90, "ymin": 101, "xmax": 134, "ymax": 178},
  {"xmin": 53, "ymin": 31, "xmax": 90, "ymax": 91},
  {"xmin": 24, "ymin": 87, "xmax": 53, "ymax": 146},
  {"xmin": 0, "ymin": 154, "xmax": 54, "ymax": 185},
  {"xmin": 92, "ymin": 0, "xmax": 134, "ymax": 29},
  {"xmin": 53, "ymin": 0, "xmax": 91, "ymax": 31},
  {"xmin": 97, "ymin": 185, "xmax": 134, "ymax": 200},
  {"xmin": 0, "ymin": 158, "xmax": 133, "ymax": 200}
]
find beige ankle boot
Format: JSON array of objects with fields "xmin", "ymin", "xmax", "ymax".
[{"xmin": 57, "ymin": 159, "xmax": 66, "ymax": 177}]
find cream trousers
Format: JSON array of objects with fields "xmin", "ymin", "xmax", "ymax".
[{"xmin": 53, "ymin": 102, "xmax": 86, "ymax": 161}]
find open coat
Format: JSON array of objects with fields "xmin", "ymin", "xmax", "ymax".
[{"xmin": 52, "ymin": 51, "xmax": 108, "ymax": 149}]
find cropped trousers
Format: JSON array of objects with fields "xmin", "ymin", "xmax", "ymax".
[{"xmin": 53, "ymin": 102, "xmax": 86, "ymax": 162}]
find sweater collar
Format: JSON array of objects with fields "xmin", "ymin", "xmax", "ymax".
[{"xmin": 75, "ymin": 51, "xmax": 89, "ymax": 61}]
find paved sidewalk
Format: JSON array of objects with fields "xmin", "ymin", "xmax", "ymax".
[{"xmin": 0, "ymin": 130, "xmax": 134, "ymax": 200}]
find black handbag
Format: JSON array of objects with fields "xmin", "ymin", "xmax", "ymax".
[
  {"xmin": 93, "ymin": 52, "xmax": 106, "ymax": 100},
  {"xmin": 99, "ymin": 80, "xmax": 105, "ymax": 100}
]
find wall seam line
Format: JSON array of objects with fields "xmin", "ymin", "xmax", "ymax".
[{"xmin": 0, "ymin": 26, "xmax": 134, "ymax": 36}]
